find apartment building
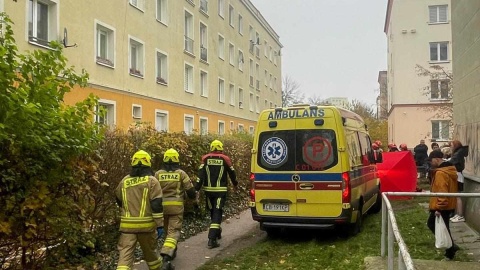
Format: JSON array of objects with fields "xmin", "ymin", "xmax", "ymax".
[
  {"xmin": 376, "ymin": 71, "xmax": 388, "ymax": 120},
  {"xmin": 384, "ymin": 0, "xmax": 452, "ymax": 148},
  {"xmin": 325, "ymin": 97, "xmax": 349, "ymax": 109},
  {"xmin": 0, "ymin": 0, "xmax": 282, "ymax": 134},
  {"xmin": 451, "ymin": 0, "xmax": 480, "ymax": 231}
]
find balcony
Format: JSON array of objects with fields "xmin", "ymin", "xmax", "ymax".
[
  {"xmin": 200, "ymin": 46, "xmax": 208, "ymax": 62},
  {"xmin": 184, "ymin": 36, "xmax": 194, "ymax": 54},
  {"xmin": 200, "ymin": 0, "xmax": 208, "ymax": 13}
]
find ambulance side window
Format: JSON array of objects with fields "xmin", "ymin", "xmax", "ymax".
[
  {"xmin": 346, "ymin": 130, "xmax": 361, "ymax": 167},
  {"xmin": 357, "ymin": 132, "xmax": 371, "ymax": 166}
]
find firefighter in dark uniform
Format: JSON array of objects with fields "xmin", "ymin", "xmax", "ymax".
[
  {"xmin": 154, "ymin": 149, "xmax": 196, "ymax": 270},
  {"xmin": 115, "ymin": 150, "xmax": 164, "ymax": 270},
  {"xmin": 196, "ymin": 140, "xmax": 238, "ymax": 249}
]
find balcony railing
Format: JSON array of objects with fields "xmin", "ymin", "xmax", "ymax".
[
  {"xmin": 200, "ymin": 0, "xmax": 208, "ymax": 13},
  {"xmin": 200, "ymin": 46, "xmax": 208, "ymax": 61},
  {"xmin": 184, "ymin": 36, "xmax": 194, "ymax": 54}
]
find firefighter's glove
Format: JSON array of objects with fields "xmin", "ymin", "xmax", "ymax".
[{"xmin": 157, "ymin": 227, "xmax": 164, "ymax": 239}]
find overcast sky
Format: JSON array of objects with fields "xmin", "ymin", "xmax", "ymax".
[{"xmin": 250, "ymin": 0, "xmax": 387, "ymax": 107}]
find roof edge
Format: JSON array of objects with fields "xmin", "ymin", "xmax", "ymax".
[{"xmin": 384, "ymin": 0, "xmax": 393, "ymax": 34}]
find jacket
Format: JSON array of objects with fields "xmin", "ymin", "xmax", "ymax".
[
  {"xmin": 196, "ymin": 151, "xmax": 237, "ymax": 196},
  {"xmin": 449, "ymin": 145, "xmax": 469, "ymax": 172},
  {"xmin": 413, "ymin": 143, "xmax": 428, "ymax": 165},
  {"xmin": 429, "ymin": 162, "xmax": 458, "ymax": 211},
  {"xmin": 115, "ymin": 175, "xmax": 164, "ymax": 233},
  {"xmin": 155, "ymin": 168, "xmax": 196, "ymax": 206}
]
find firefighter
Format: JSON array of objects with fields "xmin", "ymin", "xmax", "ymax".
[
  {"xmin": 154, "ymin": 148, "xmax": 196, "ymax": 269},
  {"xmin": 115, "ymin": 150, "xmax": 164, "ymax": 270},
  {"xmin": 196, "ymin": 140, "xmax": 238, "ymax": 249}
]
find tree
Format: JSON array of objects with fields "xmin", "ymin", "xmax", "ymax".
[
  {"xmin": 415, "ymin": 64, "xmax": 453, "ymax": 119},
  {"xmin": 282, "ymin": 75, "xmax": 304, "ymax": 107},
  {"xmin": 349, "ymin": 99, "xmax": 388, "ymax": 149},
  {"xmin": 307, "ymin": 94, "xmax": 330, "ymax": 106},
  {"xmin": 0, "ymin": 14, "xmax": 102, "ymax": 268}
]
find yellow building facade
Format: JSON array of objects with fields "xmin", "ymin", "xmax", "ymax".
[{"xmin": 1, "ymin": 0, "xmax": 282, "ymax": 134}]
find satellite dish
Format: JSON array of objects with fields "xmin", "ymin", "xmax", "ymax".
[{"xmin": 62, "ymin": 27, "xmax": 77, "ymax": 48}]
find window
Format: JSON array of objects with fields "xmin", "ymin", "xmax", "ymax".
[
  {"xmin": 130, "ymin": 0, "xmax": 145, "ymax": 10},
  {"xmin": 200, "ymin": 0, "xmax": 208, "ymax": 14},
  {"xmin": 238, "ymin": 124, "xmax": 244, "ymax": 132},
  {"xmin": 229, "ymin": 43, "xmax": 235, "ymax": 66},
  {"xmin": 218, "ymin": 121, "xmax": 225, "ymax": 135},
  {"xmin": 218, "ymin": 0, "xmax": 225, "ymax": 18},
  {"xmin": 430, "ymin": 42, "xmax": 448, "ymax": 62},
  {"xmin": 230, "ymin": 121, "xmax": 234, "ymax": 131},
  {"xmin": 218, "ymin": 78, "xmax": 225, "ymax": 103},
  {"xmin": 269, "ymin": 74, "xmax": 273, "ymax": 89},
  {"xmin": 431, "ymin": 80, "xmax": 449, "ymax": 99},
  {"xmin": 200, "ymin": 23, "xmax": 208, "ymax": 62},
  {"xmin": 229, "ymin": 5, "xmax": 234, "ymax": 27},
  {"xmin": 256, "ymin": 96, "xmax": 260, "ymax": 113},
  {"xmin": 229, "ymin": 83, "xmax": 235, "ymax": 106},
  {"xmin": 132, "ymin": 104, "xmax": 142, "ymax": 119},
  {"xmin": 28, "ymin": 0, "xmax": 58, "ymax": 47},
  {"xmin": 129, "ymin": 37, "xmax": 144, "ymax": 77},
  {"xmin": 200, "ymin": 70, "xmax": 208, "ymax": 97},
  {"xmin": 200, "ymin": 117, "xmax": 208, "ymax": 135},
  {"xmin": 238, "ymin": 50, "xmax": 244, "ymax": 71},
  {"xmin": 218, "ymin": 34, "xmax": 225, "ymax": 59},
  {"xmin": 249, "ymin": 92, "xmax": 254, "ymax": 111},
  {"xmin": 255, "ymin": 32, "xmax": 260, "ymax": 57},
  {"xmin": 156, "ymin": 0, "xmax": 168, "ymax": 24},
  {"xmin": 269, "ymin": 46, "xmax": 273, "ymax": 61},
  {"xmin": 156, "ymin": 50, "xmax": 168, "ymax": 84},
  {"xmin": 95, "ymin": 99, "xmax": 116, "ymax": 125},
  {"xmin": 264, "ymin": 70, "xmax": 268, "ymax": 86},
  {"xmin": 249, "ymin": 26, "xmax": 255, "ymax": 53},
  {"xmin": 95, "ymin": 21, "xmax": 115, "ymax": 67},
  {"xmin": 249, "ymin": 59, "xmax": 254, "ymax": 87},
  {"xmin": 429, "ymin": 5, "xmax": 448, "ymax": 23},
  {"xmin": 274, "ymin": 77, "xmax": 277, "ymax": 92},
  {"xmin": 184, "ymin": 115, "xmax": 194, "ymax": 135},
  {"xmin": 184, "ymin": 11, "xmax": 194, "ymax": 54},
  {"xmin": 264, "ymin": 41, "xmax": 268, "ymax": 57},
  {"xmin": 155, "ymin": 110, "xmax": 169, "ymax": 132},
  {"xmin": 249, "ymin": 126, "xmax": 254, "ymax": 135},
  {"xmin": 255, "ymin": 63, "xmax": 260, "ymax": 90},
  {"xmin": 432, "ymin": 120, "xmax": 450, "ymax": 140},
  {"xmin": 184, "ymin": 63, "xmax": 194, "ymax": 93},
  {"xmin": 238, "ymin": 88, "xmax": 244, "ymax": 108},
  {"xmin": 238, "ymin": 14, "xmax": 243, "ymax": 34}
]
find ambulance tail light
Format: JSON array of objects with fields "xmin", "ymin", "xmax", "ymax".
[
  {"xmin": 249, "ymin": 173, "xmax": 256, "ymax": 202},
  {"xmin": 342, "ymin": 172, "xmax": 351, "ymax": 203}
]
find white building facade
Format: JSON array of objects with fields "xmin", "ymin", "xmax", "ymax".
[{"xmin": 384, "ymin": 0, "xmax": 452, "ymax": 149}]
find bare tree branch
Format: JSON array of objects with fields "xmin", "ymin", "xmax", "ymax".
[{"xmin": 282, "ymin": 75, "xmax": 304, "ymax": 107}]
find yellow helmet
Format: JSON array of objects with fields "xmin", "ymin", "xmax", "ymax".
[
  {"xmin": 131, "ymin": 150, "xmax": 152, "ymax": 167},
  {"xmin": 163, "ymin": 148, "xmax": 180, "ymax": 163},
  {"xmin": 210, "ymin": 140, "xmax": 223, "ymax": 151}
]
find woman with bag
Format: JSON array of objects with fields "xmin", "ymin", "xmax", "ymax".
[
  {"xmin": 448, "ymin": 140, "xmax": 469, "ymax": 223},
  {"xmin": 426, "ymin": 150, "xmax": 459, "ymax": 260}
]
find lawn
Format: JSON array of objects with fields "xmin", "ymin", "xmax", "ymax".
[{"xmin": 199, "ymin": 181, "xmax": 468, "ymax": 270}]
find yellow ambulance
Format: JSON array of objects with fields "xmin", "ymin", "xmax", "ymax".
[{"xmin": 249, "ymin": 105, "xmax": 382, "ymax": 236}]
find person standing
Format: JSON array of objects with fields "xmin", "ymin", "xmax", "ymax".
[
  {"xmin": 196, "ymin": 140, "xmax": 238, "ymax": 249},
  {"xmin": 115, "ymin": 150, "xmax": 164, "ymax": 270},
  {"xmin": 426, "ymin": 150, "xmax": 459, "ymax": 261},
  {"xmin": 414, "ymin": 139, "xmax": 429, "ymax": 178},
  {"xmin": 431, "ymin": 142, "xmax": 440, "ymax": 151},
  {"xmin": 399, "ymin": 143, "xmax": 409, "ymax": 151},
  {"xmin": 448, "ymin": 140, "xmax": 469, "ymax": 223},
  {"xmin": 155, "ymin": 148, "xmax": 197, "ymax": 269}
]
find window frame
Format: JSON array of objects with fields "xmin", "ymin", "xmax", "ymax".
[
  {"xmin": 218, "ymin": 77, "xmax": 225, "ymax": 103},
  {"xmin": 156, "ymin": 0, "xmax": 168, "ymax": 25},
  {"xmin": 27, "ymin": 0, "xmax": 59, "ymax": 48},
  {"xmin": 200, "ymin": 69, "xmax": 208, "ymax": 97},
  {"xmin": 229, "ymin": 83, "xmax": 235, "ymax": 106},
  {"xmin": 95, "ymin": 20, "xmax": 116, "ymax": 68},
  {"xmin": 218, "ymin": 34, "xmax": 225, "ymax": 60},
  {"xmin": 428, "ymin": 5, "xmax": 448, "ymax": 24},
  {"xmin": 156, "ymin": 49, "xmax": 168, "ymax": 85},
  {"xmin": 184, "ymin": 62, "xmax": 194, "ymax": 93},
  {"xmin": 218, "ymin": 0, "xmax": 225, "ymax": 18},
  {"xmin": 218, "ymin": 120, "xmax": 225, "ymax": 135},
  {"xmin": 184, "ymin": 114, "xmax": 195, "ymax": 135},
  {"xmin": 155, "ymin": 109, "xmax": 169, "ymax": 132},
  {"xmin": 132, "ymin": 104, "xmax": 142, "ymax": 119},
  {"xmin": 129, "ymin": 0, "xmax": 145, "ymax": 11},
  {"xmin": 128, "ymin": 36, "xmax": 145, "ymax": 78},
  {"xmin": 199, "ymin": 117, "xmax": 208, "ymax": 135},
  {"xmin": 94, "ymin": 99, "xmax": 116, "ymax": 126},
  {"xmin": 431, "ymin": 120, "xmax": 450, "ymax": 141},
  {"xmin": 430, "ymin": 80, "xmax": 450, "ymax": 100},
  {"xmin": 429, "ymin": 41, "xmax": 449, "ymax": 62}
]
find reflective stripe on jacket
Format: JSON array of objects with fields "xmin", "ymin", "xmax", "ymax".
[{"xmin": 196, "ymin": 152, "xmax": 237, "ymax": 195}]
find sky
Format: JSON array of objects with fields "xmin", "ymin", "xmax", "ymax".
[{"xmin": 250, "ymin": 0, "xmax": 388, "ymax": 107}]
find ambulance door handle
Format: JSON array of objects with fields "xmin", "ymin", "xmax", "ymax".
[{"xmin": 299, "ymin": 183, "xmax": 314, "ymax": 190}]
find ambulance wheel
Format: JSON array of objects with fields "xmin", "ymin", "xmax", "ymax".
[
  {"xmin": 265, "ymin": 227, "xmax": 281, "ymax": 238},
  {"xmin": 369, "ymin": 187, "xmax": 382, "ymax": 214},
  {"xmin": 348, "ymin": 204, "xmax": 363, "ymax": 236}
]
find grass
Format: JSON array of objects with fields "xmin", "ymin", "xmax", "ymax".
[{"xmin": 198, "ymin": 179, "xmax": 469, "ymax": 270}]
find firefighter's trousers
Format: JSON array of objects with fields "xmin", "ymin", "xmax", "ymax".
[
  {"xmin": 160, "ymin": 204, "xmax": 184, "ymax": 257},
  {"xmin": 206, "ymin": 194, "xmax": 226, "ymax": 240},
  {"xmin": 116, "ymin": 232, "xmax": 163, "ymax": 270}
]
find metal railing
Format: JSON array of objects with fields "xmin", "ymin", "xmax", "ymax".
[{"xmin": 381, "ymin": 192, "xmax": 480, "ymax": 270}]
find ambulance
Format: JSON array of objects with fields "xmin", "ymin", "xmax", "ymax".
[{"xmin": 249, "ymin": 105, "xmax": 382, "ymax": 236}]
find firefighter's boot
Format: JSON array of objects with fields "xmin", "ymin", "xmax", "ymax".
[
  {"xmin": 161, "ymin": 255, "xmax": 175, "ymax": 270},
  {"xmin": 207, "ymin": 238, "xmax": 220, "ymax": 249}
]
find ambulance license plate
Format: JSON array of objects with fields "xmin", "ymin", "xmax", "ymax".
[{"xmin": 263, "ymin": 203, "xmax": 289, "ymax": 212}]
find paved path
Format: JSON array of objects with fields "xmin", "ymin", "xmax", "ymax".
[{"xmin": 133, "ymin": 209, "xmax": 263, "ymax": 270}]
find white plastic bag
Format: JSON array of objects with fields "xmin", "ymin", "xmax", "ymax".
[{"xmin": 435, "ymin": 215, "xmax": 452, "ymax": 249}]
